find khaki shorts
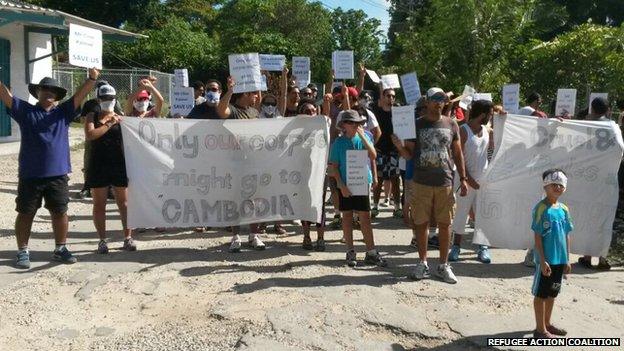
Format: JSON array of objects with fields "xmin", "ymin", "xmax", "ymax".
[{"xmin": 407, "ymin": 181, "xmax": 455, "ymax": 225}]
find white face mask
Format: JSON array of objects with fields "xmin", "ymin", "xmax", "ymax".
[
  {"xmin": 206, "ymin": 91, "xmax": 221, "ymax": 104},
  {"xmin": 100, "ymin": 99, "xmax": 116, "ymax": 112},
  {"xmin": 262, "ymin": 105, "xmax": 277, "ymax": 117},
  {"xmin": 133, "ymin": 100, "xmax": 149, "ymax": 112}
]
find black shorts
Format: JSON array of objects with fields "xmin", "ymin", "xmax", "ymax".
[
  {"xmin": 338, "ymin": 193, "xmax": 371, "ymax": 212},
  {"xmin": 16, "ymin": 175, "xmax": 69, "ymax": 214},
  {"xmin": 87, "ymin": 161, "xmax": 128, "ymax": 188},
  {"xmin": 532, "ymin": 264, "xmax": 565, "ymax": 298},
  {"xmin": 376, "ymin": 154, "xmax": 400, "ymax": 180}
]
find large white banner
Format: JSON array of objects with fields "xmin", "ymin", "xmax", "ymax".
[
  {"xmin": 475, "ymin": 115, "xmax": 623, "ymax": 257},
  {"xmin": 121, "ymin": 117, "xmax": 329, "ymax": 228}
]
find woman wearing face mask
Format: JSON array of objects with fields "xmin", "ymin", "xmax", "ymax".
[
  {"xmin": 85, "ymin": 84, "xmax": 135, "ymax": 254},
  {"xmin": 259, "ymin": 94, "xmax": 282, "ymax": 118},
  {"xmin": 124, "ymin": 78, "xmax": 164, "ymax": 118}
]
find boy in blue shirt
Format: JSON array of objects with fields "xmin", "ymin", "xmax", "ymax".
[
  {"xmin": 0, "ymin": 69, "xmax": 100, "ymax": 269},
  {"xmin": 329, "ymin": 110, "xmax": 387, "ymax": 267},
  {"xmin": 531, "ymin": 169, "xmax": 573, "ymax": 338}
]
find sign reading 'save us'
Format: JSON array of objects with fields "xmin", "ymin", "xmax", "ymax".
[{"xmin": 69, "ymin": 23, "xmax": 102, "ymax": 69}]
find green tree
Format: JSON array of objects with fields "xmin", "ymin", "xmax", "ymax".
[{"xmin": 331, "ymin": 8, "xmax": 383, "ymax": 69}]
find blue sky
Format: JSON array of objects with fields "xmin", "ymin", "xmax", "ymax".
[{"xmin": 317, "ymin": 0, "xmax": 391, "ymax": 43}]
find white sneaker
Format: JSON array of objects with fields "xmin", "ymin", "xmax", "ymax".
[
  {"xmin": 523, "ymin": 249, "xmax": 535, "ymax": 267},
  {"xmin": 229, "ymin": 235, "xmax": 242, "ymax": 253},
  {"xmin": 410, "ymin": 260, "xmax": 430, "ymax": 280},
  {"xmin": 436, "ymin": 263, "xmax": 458, "ymax": 284},
  {"xmin": 249, "ymin": 233, "xmax": 266, "ymax": 250}
]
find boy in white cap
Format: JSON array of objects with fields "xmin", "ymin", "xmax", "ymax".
[{"xmin": 531, "ymin": 168, "xmax": 573, "ymax": 338}]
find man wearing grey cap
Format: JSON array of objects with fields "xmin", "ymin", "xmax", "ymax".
[{"xmin": 392, "ymin": 87, "xmax": 469, "ymax": 284}]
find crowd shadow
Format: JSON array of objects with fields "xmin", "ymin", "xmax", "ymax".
[{"xmin": 413, "ymin": 330, "xmax": 532, "ymax": 350}]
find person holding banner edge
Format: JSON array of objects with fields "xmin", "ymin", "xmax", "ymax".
[
  {"xmin": 125, "ymin": 78, "xmax": 164, "ymax": 118},
  {"xmin": 0, "ymin": 68, "xmax": 100, "ymax": 269}
]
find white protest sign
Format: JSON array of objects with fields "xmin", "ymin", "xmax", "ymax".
[
  {"xmin": 400, "ymin": 72, "xmax": 421, "ymax": 104},
  {"xmin": 555, "ymin": 88, "xmax": 577, "ymax": 117},
  {"xmin": 228, "ymin": 53, "xmax": 263, "ymax": 93},
  {"xmin": 589, "ymin": 93, "xmax": 608, "ymax": 113},
  {"xmin": 366, "ymin": 69, "xmax": 381, "ymax": 83},
  {"xmin": 260, "ymin": 75, "xmax": 268, "ymax": 91},
  {"xmin": 392, "ymin": 105, "xmax": 416, "ymax": 140},
  {"xmin": 170, "ymin": 87, "xmax": 195, "ymax": 116},
  {"xmin": 68, "ymin": 23, "xmax": 102, "ymax": 69},
  {"xmin": 459, "ymin": 85, "xmax": 476, "ymax": 110},
  {"xmin": 475, "ymin": 115, "xmax": 624, "ymax": 257},
  {"xmin": 121, "ymin": 116, "xmax": 329, "ymax": 228},
  {"xmin": 346, "ymin": 150, "xmax": 369, "ymax": 196},
  {"xmin": 332, "ymin": 51, "xmax": 354, "ymax": 80},
  {"xmin": 331, "ymin": 81, "xmax": 343, "ymax": 92},
  {"xmin": 380, "ymin": 74, "xmax": 401, "ymax": 90},
  {"xmin": 293, "ymin": 56, "xmax": 311, "ymax": 89},
  {"xmin": 473, "ymin": 93, "xmax": 493, "ymax": 102},
  {"xmin": 174, "ymin": 69, "xmax": 189, "ymax": 87},
  {"xmin": 502, "ymin": 84, "xmax": 520, "ymax": 114},
  {"xmin": 259, "ymin": 54, "xmax": 286, "ymax": 72}
]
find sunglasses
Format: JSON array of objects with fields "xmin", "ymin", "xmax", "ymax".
[
  {"xmin": 343, "ymin": 120, "xmax": 360, "ymax": 125},
  {"xmin": 100, "ymin": 96, "xmax": 115, "ymax": 102},
  {"xmin": 302, "ymin": 92, "xmax": 313, "ymax": 96},
  {"xmin": 429, "ymin": 94, "xmax": 448, "ymax": 103},
  {"xmin": 263, "ymin": 102, "xmax": 277, "ymax": 107},
  {"xmin": 208, "ymin": 87, "xmax": 219, "ymax": 92}
]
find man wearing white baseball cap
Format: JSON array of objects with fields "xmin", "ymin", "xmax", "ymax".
[{"xmin": 392, "ymin": 87, "xmax": 469, "ymax": 284}]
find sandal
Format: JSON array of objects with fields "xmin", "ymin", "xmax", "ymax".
[
  {"xmin": 577, "ymin": 256, "xmax": 592, "ymax": 269},
  {"xmin": 315, "ymin": 239, "xmax": 326, "ymax": 252},
  {"xmin": 546, "ymin": 325, "xmax": 567, "ymax": 336},
  {"xmin": 302, "ymin": 236, "xmax": 313, "ymax": 250}
]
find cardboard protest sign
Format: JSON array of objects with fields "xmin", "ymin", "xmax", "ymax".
[
  {"xmin": 293, "ymin": 56, "xmax": 311, "ymax": 89},
  {"xmin": 380, "ymin": 74, "xmax": 401, "ymax": 90},
  {"xmin": 68, "ymin": 23, "xmax": 102, "ymax": 69},
  {"xmin": 400, "ymin": 72, "xmax": 421, "ymax": 104},
  {"xmin": 170, "ymin": 87, "xmax": 195, "ymax": 116},
  {"xmin": 366, "ymin": 70, "xmax": 381, "ymax": 83},
  {"xmin": 332, "ymin": 51, "xmax": 354, "ymax": 80},
  {"xmin": 475, "ymin": 115, "xmax": 624, "ymax": 257},
  {"xmin": 502, "ymin": 84, "xmax": 520, "ymax": 114},
  {"xmin": 121, "ymin": 116, "xmax": 329, "ymax": 228},
  {"xmin": 174, "ymin": 69, "xmax": 189, "ymax": 87},
  {"xmin": 259, "ymin": 54, "xmax": 286, "ymax": 72},
  {"xmin": 346, "ymin": 150, "xmax": 369, "ymax": 196},
  {"xmin": 589, "ymin": 93, "xmax": 608, "ymax": 113},
  {"xmin": 392, "ymin": 105, "xmax": 416, "ymax": 140},
  {"xmin": 555, "ymin": 89, "xmax": 577, "ymax": 117},
  {"xmin": 473, "ymin": 93, "xmax": 493, "ymax": 102},
  {"xmin": 228, "ymin": 53, "xmax": 263, "ymax": 93},
  {"xmin": 459, "ymin": 85, "xmax": 476, "ymax": 110}
]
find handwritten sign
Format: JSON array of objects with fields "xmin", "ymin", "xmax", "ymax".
[
  {"xmin": 400, "ymin": 72, "xmax": 421, "ymax": 104},
  {"xmin": 459, "ymin": 85, "xmax": 476, "ymax": 110},
  {"xmin": 502, "ymin": 84, "xmax": 520, "ymax": 114},
  {"xmin": 589, "ymin": 93, "xmax": 608, "ymax": 113},
  {"xmin": 293, "ymin": 56, "xmax": 311, "ymax": 89},
  {"xmin": 332, "ymin": 51, "xmax": 354, "ymax": 80},
  {"xmin": 555, "ymin": 88, "xmax": 577, "ymax": 117},
  {"xmin": 392, "ymin": 105, "xmax": 416, "ymax": 140},
  {"xmin": 171, "ymin": 87, "xmax": 195, "ymax": 116},
  {"xmin": 473, "ymin": 93, "xmax": 493, "ymax": 102},
  {"xmin": 174, "ymin": 69, "xmax": 189, "ymax": 88},
  {"xmin": 259, "ymin": 54, "xmax": 286, "ymax": 72},
  {"xmin": 366, "ymin": 69, "xmax": 381, "ymax": 83},
  {"xmin": 381, "ymin": 74, "xmax": 401, "ymax": 90},
  {"xmin": 228, "ymin": 53, "xmax": 263, "ymax": 94},
  {"xmin": 68, "ymin": 23, "xmax": 102, "ymax": 69},
  {"xmin": 346, "ymin": 150, "xmax": 369, "ymax": 196}
]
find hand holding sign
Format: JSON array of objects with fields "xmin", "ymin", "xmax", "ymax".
[{"xmin": 88, "ymin": 67, "xmax": 100, "ymax": 81}]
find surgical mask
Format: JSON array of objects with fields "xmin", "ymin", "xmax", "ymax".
[
  {"xmin": 261, "ymin": 105, "xmax": 277, "ymax": 118},
  {"xmin": 206, "ymin": 91, "xmax": 220, "ymax": 104},
  {"xmin": 100, "ymin": 99, "xmax": 116, "ymax": 112},
  {"xmin": 133, "ymin": 100, "xmax": 149, "ymax": 112}
]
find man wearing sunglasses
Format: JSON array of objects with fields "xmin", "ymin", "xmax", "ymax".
[{"xmin": 393, "ymin": 87, "xmax": 469, "ymax": 284}]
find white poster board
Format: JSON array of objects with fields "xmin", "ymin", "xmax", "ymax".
[
  {"xmin": 121, "ymin": 116, "xmax": 330, "ymax": 228},
  {"xmin": 459, "ymin": 85, "xmax": 476, "ymax": 110},
  {"xmin": 332, "ymin": 51, "xmax": 354, "ymax": 80},
  {"xmin": 259, "ymin": 54, "xmax": 286, "ymax": 72},
  {"xmin": 346, "ymin": 150, "xmax": 369, "ymax": 196},
  {"xmin": 174, "ymin": 69, "xmax": 189, "ymax": 88},
  {"xmin": 392, "ymin": 105, "xmax": 416, "ymax": 140},
  {"xmin": 228, "ymin": 53, "xmax": 263, "ymax": 93},
  {"xmin": 380, "ymin": 74, "xmax": 401, "ymax": 90},
  {"xmin": 555, "ymin": 88, "xmax": 577, "ymax": 117},
  {"xmin": 502, "ymin": 84, "xmax": 520, "ymax": 114},
  {"xmin": 589, "ymin": 93, "xmax": 609, "ymax": 113},
  {"xmin": 293, "ymin": 56, "xmax": 311, "ymax": 89},
  {"xmin": 475, "ymin": 115, "xmax": 624, "ymax": 257},
  {"xmin": 366, "ymin": 69, "xmax": 381, "ymax": 83},
  {"xmin": 170, "ymin": 87, "xmax": 195, "ymax": 116},
  {"xmin": 68, "ymin": 23, "xmax": 102, "ymax": 69},
  {"xmin": 473, "ymin": 93, "xmax": 493, "ymax": 102},
  {"xmin": 400, "ymin": 72, "xmax": 421, "ymax": 104}
]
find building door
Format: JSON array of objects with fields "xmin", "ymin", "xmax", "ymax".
[{"xmin": 0, "ymin": 38, "xmax": 11, "ymax": 137}]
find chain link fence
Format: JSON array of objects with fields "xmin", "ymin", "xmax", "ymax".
[{"xmin": 52, "ymin": 63, "xmax": 173, "ymax": 114}]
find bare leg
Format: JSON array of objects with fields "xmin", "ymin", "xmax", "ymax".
[
  {"xmin": 51, "ymin": 212, "xmax": 69, "ymax": 245},
  {"xmin": 341, "ymin": 211, "xmax": 354, "ymax": 250},
  {"xmin": 544, "ymin": 297, "xmax": 555, "ymax": 328},
  {"xmin": 91, "ymin": 187, "xmax": 108, "ymax": 240},
  {"xmin": 534, "ymin": 297, "xmax": 547, "ymax": 333},
  {"xmin": 358, "ymin": 211, "xmax": 375, "ymax": 251},
  {"xmin": 383, "ymin": 180, "xmax": 392, "ymax": 203},
  {"xmin": 438, "ymin": 223, "xmax": 451, "ymax": 264},
  {"xmin": 415, "ymin": 222, "xmax": 429, "ymax": 261},
  {"xmin": 112, "ymin": 187, "xmax": 132, "ymax": 239},
  {"xmin": 453, "ymin": 233, "xmax": 462, "ymax": 246},
  {"xmin": 15, "ymin": 213, "xmax": 35, "ymax": 249},
  {"xmin": 373, "ymin": 179, "xmax": 383, "ymax": 206},
  {"xmin": 391, "ymin": 176, "xmax": 401, "ymax": 208}
]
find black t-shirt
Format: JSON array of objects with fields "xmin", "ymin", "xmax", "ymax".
[
  {"xmin": 187, "ymin": 102, "xmax": 220, "ymax": 119},
  {"xmin": 373, "ymin": 104, "xmax": 395, "ymax": 155}
]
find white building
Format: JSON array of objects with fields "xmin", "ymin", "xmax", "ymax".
[{"xmin": 0, "ymin": 0, "xmax": 144, "ymax": 142}]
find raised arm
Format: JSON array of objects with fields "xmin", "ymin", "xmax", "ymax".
[
  {"xmin": 217, "ymin": 76, "xmax": 234, "ymax": 119},
  {"xmin": 278, "ymin": 66, "xmax": 288, "ymax": 116},
  {"xmin": 341, "ymin": 83, "xmax": 351, "ymax": 111},
  {"xmin": 142, "ymin": 79, "xmax": 164, "ymax": 117},
  {"xmin": 72, "ymin": 68, "xmax": 99, "ymax": 111},
  {"xmin": 324, "ymin": 70, "xmax": 334, "ymax": 102},
  {"xmin": 357, "ymin": 126, "xmax": 377, "ymax": 160},
  {"xmin": 357, "ymin": 63, "xmax": 366, "ymax": 92},
  {"xmin": 322, "ymin": 93, "xmax": 332, "ymax": 117},
  {"xmin": 0, "ymin": 79, "xmax": 13, "ymax": 110}
]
